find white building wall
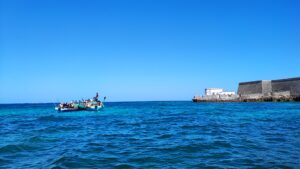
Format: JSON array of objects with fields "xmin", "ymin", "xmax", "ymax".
[
  {"xmin": 220, "ymin": 91, "xmax": 235, "ymax": 96},
  {"xmin": 205, "ymin": 88, "xmax": 224, "ymax": 96}
]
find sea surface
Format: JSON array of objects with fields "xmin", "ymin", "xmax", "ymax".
[{"xmin": 0, "ymin": 102, "xmax": 300, "ymax": 169}]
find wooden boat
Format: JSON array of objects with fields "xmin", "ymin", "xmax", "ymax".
[{"xmin": 55, "ymin": 93, "xmax": 106, "ymax": 112}]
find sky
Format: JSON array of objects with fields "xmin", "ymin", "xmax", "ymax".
[{"xmin": 0, "ymin": 0, "xmax": 299, "ymax": 103}]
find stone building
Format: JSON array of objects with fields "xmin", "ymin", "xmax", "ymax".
[
  {"xmin": 238, "ymin": 77, "xmax": 300, "ymax": 101},
  {"xmin": 272, "ymin": 77, "xmax": 300, "ymax": 98}
]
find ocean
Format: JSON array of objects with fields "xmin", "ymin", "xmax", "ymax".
[{"xmin": 0, "ymin": 102, "xmax": 300, "ymax": 168}]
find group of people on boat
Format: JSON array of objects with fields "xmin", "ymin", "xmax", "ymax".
[
  {"xmin": 59, "ymin": 102, "xmax": 76, "ymax": 109},
  {"xmin": 56, "ymin": 93, "xmax": 105, "ymax": 112}
]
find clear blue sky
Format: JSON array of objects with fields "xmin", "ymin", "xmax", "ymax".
[{"xmin": 0, "ymin": 0, "xmax": 299, "ymax": 103}]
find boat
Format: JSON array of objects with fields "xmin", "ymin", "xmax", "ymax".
[{"xmin": 55, "ymin": 93, "xmax": 106, "ymax": 112}]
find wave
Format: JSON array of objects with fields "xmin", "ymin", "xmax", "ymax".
[
  {"xmin": 37, "ymin": 115, "xmax": 67, "ymax": 122},
  {"xmin": 0, "ymin": 144, "xmax": 39, "ymax": 154}
]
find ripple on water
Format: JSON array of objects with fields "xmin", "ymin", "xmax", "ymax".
[
  {"xmin": 114, "ymin": 163, "xmax": 134, "ymax": 169},
  {"xmin": 37, "ymin": 115, "xmax": 68, "ymax": 122},
  {"xmin": 0, "ymin": 144, "xmax": 40, "ymax": 154},
  {"xmin": 49, "ymin": 155, "xmax": 99, "ymax": 168}
]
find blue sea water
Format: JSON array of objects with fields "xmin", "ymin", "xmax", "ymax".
[{"xmin": 0, "ymin": 102, "xmax": 300, "ymax": 169}]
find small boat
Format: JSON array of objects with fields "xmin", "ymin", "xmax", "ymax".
[{"xmin": 55, "ymin": 93, "xmax": 106, "ymax": 112}]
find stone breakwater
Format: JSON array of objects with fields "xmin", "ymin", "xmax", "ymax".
[{"xmin": 193, "ymin": 77, "xmax": 300, "ymax": 102}]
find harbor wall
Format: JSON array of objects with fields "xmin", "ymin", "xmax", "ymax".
[
  {"xmin": 238, "ymin": 80, "xmax": 272, "ymax": 96},
  {"xmin": 238, "ymin": 81, "xmax": 262, "ymax": 95},
  {"xmin": 237, "ymin": 77, "xmax": 300, "ymax": 101},
  {"xmin": 262, "ymin": 80, "xmax": 272, "ymax": 95},
  {"xmin": 271, "ymin": 77, "xmax": 300, "ymax": 97}
]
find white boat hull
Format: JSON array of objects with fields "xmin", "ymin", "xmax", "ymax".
[
  {"xmin": 55, "ymin": 107, "xmax": 80, "ymax": 112},
  {"xmin": 85, "ymin": 105, "xmax": 104, "ymax": 111}
]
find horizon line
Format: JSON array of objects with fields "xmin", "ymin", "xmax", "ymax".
[{"xmin": 0, "ymin": 100, "xmax": 192, "ymax": 105}]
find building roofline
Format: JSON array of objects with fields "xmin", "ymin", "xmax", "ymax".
[
  {"xmin": 271, "ymin": 77, "xmax": 300, "ymax": 82},
  {"xmin": 239, "ymin": 80, "xmax": 263, "ymax": 85},
  {"xmin": 239, "ymin": 77, "xmax": 300, "ymax": 85},
  {"xmin": 205, "ymin": 88, "xmax": 223, "ymax": 90}
]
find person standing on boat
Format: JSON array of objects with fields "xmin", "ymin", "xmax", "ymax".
[{"xmin": 94, "ymin": 92, "xmax": 99, "ymax": 101}]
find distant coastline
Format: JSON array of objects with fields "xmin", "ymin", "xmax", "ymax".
[{"xmin": 193, "ymin": 77, "xmax": 300, "ymax": 102}]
